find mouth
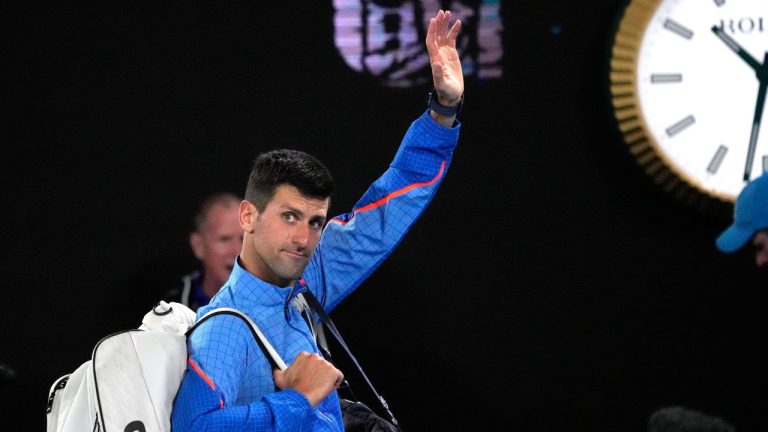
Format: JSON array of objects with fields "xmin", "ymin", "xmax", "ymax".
[{"xmin": 282, "ymin": 250, "xmax": 307, "ymax": 260}]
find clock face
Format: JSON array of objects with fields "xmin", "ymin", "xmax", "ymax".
[{"xmin": 611, "ymin": 0, "xmax": 767, "ymax": 203}]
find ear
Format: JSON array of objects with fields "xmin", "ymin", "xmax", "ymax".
[
  {"xmin": 240, "ymin": 200, "xmax": 257, "ymax": 233},
  {"xmin": 189, "ymin": 232, "xmax": 205, "ymax": 260}
]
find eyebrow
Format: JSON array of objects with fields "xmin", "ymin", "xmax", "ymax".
[{"xmin": 282, "ymin": 206, "xmax": 305, "ymax": 218}]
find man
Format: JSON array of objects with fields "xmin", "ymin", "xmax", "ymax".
[
  {"xmin": 171, "ymin": 10, "xmax": 464, "ymax": 431},
  {"xmin": 716, "ymin": 172, "xmax": 768, "ymax": 268},
  {"xmin": 648, "ymin": 406, "xmax": 735, "ymax": 432},
  {"xmin": 164, "ymin": 192, "xmax": 243, "ymax": 310}
]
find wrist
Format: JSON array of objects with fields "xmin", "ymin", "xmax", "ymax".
[
  {"xmin": 428, "ymin": 89, "xmax": 464, "ymax": 117},
  {"xmin": 437, "ymin": 94, "xmax": 462, "ymax": 107}
]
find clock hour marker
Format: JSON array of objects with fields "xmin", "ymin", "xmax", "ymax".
[
  {"xmin": 707, "ymin": 145, "xmax": 728, "ymax": 174},
  {"xmin": 664, "ymin": 19, "xmax": 694, "ymax": 39},
  {"xmin": 666, "ymin": 115, "xmax": 696, "ymax": 137},
  {"xmin": 651, "ymin": 73, "xmax": 683, "ymax": 83},
  {"xmin": 713, "ymin": 0, "xmax": 725, "ymax": 6}
]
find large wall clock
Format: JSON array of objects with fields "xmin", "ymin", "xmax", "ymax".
[{"xmin": 609, "ymin": 0, "xmax": 767, "ymax": 209}]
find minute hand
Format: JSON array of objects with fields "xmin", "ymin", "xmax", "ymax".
[
  {"xmin": 744, "ymin": 56, "xmax": 767, "ymax": 181},
  {"xmin": 711, "ymin": 26, "xmax": 768, "ymax": 182}
]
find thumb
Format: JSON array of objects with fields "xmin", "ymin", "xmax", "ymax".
[{"xmin": 272, "ymin": 369, "xmax": 286, "ymax": 389}]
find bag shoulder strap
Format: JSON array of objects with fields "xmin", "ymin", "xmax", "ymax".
[
  {"xmin": 187, "ymin": 307, "xmax": 287, "ymax": 371},
  {"xmin": 299, "ymin": 290, "xmax": 400, "ymax": 428}
]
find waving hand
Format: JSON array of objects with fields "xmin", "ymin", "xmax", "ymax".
[{"xmin": 426, "ymin": 10, "xmax": 464, "ymax": 107}]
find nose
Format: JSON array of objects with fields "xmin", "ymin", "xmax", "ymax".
[{"xmin": 292, "ymin": 224, "xmax": 310, "ymax": 249}]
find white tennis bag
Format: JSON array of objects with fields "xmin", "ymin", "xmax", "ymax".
[{"xmin": 46, "ymin": 301, "xmax": 196, "ymax": 432}]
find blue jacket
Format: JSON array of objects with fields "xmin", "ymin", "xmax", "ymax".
[{"xmin": 172, "ymin": 111, "xmax": 460, "ymax": 431}]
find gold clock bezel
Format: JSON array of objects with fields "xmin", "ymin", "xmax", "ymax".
[{"xmin": 609, "ymin": 0, "xmax": 736, "ymax": 212}]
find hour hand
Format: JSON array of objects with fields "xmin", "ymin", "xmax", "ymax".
[{"xmin": 711, "ymin": 26, "xmax": 762, "ymax": 72}]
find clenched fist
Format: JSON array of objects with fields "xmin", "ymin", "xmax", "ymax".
[{"xmin": 273, "ymin": 351, "xmax": 344, "ymax": 407}]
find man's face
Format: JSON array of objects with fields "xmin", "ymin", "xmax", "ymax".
[
  {"xmin": 190, "ymin": 202, "xmax": 243, "ymax": 288},
  {"xmin": 240, "ymin": 184, "xmax": 329, "ymax": 287},
  {"xmin": 753, "ymin": 230, "xmax": 768, "ymax": 268}
]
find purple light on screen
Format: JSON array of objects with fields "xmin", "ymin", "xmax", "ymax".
[{"xmin": 333, "ymin": 0, "xmax": 503, "ymax": 87}]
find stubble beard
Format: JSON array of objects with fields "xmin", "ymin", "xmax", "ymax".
[{"xmin": 268, "ymin": 254, "xmax": 310, "ymax": 287}]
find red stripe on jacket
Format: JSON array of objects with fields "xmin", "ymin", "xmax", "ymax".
[{"xmin": 330, "ymin": 160, "xmax": 446, "ymax": 225}]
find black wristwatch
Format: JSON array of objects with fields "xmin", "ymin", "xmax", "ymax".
[{"xmin": 427, "ymin": 89, "xmax": 464, "ymax": 116}]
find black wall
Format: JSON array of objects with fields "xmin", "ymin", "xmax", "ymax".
[{"xmin": 5, "ymin": 1, "xmax": 767, "ymax": 431}]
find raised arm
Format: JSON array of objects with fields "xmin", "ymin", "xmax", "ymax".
[{"xmin": 302, "ymin": 10, "xmax": 464, "ymax": 310}]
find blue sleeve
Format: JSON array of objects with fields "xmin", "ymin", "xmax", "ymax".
[
  {"xmin": 171, "ymin": 316, "xmax": 314, "ymax": 431},
  {"xmin": 302, "ymin": 110, "xmax": 461, "ymax": 310},
  {"xmin": 171, "ymin": 369, "xmax": 311, "ymax": 431}
]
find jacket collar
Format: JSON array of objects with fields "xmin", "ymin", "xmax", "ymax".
[{"xmin": 225, "ymin": 257, "xmax": 305, "ymax": 310}]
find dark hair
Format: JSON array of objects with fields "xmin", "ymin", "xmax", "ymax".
[
  {"xmin": 648, "ymin": 406, "xmax": 735, "ymax": 432},
  {"xmin": 244, "ymin": 149, "xmax": 334, "ymax": 212}
]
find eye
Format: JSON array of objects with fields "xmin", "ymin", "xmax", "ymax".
[
  {"xmin": 309, "ymin": 218, "xmax": 325, "ymax": 230},
  {"xmin": 283, "ymin": 212, "xmax": 297, "ymax": 223}
]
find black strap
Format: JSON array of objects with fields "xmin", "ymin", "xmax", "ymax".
[{"xmin": 300, "ymin": 290, "xmax": 400, "ymax": 428}]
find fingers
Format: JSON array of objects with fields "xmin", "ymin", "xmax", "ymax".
[
  {"xmin": 273, "ymin": 369, "xmax": 286, "ymax": 389},
  {"xmin": 334, "ymin": 368, "xmax": 344, "ymax": 389},
  {"xmin": 439, "ymin": 10, "xmax": 451, "ymax": 36},
  {"xmin": 426, "ymin": 17, "xmax": 438, "ymax": 57},
  {"xmin": 426, "ymin": 9, "xmax": 462, "ymax": 95},
  {"xmin": 426, "ymin": 10, "xmax": 461, "ymax": 51},
  {"xmin": 278, "ymin": 351, "xmax": 344, "ymax": 407},
  {"xmin": 447, "ymin": 18, "xmax": 462, "ymax": 45}
]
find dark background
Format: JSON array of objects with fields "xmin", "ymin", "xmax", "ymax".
[{"xmin": 5, "ymin": 1, "xmax": 767, "ymax": 431}]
